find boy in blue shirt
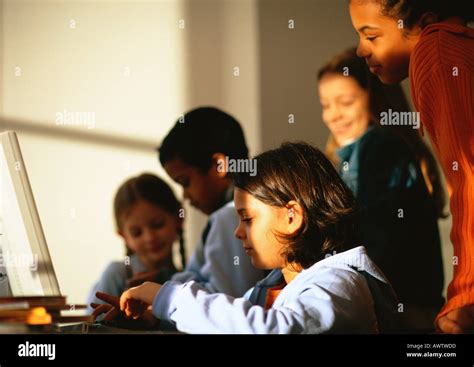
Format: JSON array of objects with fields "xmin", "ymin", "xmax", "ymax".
[{"xmin": 157, "ymin": 107, "xmax": 266, "ymax": 296}]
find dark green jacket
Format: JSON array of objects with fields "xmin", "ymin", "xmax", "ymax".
[{"xmin": 337, "ymin": 126, "xmax": 444, "ymax": 308}]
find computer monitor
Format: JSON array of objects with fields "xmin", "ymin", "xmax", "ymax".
[{"xmin": 0, "ymin": 131, "xmax": 61, "ymax": 296}]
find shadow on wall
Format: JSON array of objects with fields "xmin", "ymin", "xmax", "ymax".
[
  {"xmin": 258, "ymin": 0, "xmax": 358, "ymax": 151},
  {"xmin": 0, "ymin": 117, "xmax": 157, "ymax": 153}
]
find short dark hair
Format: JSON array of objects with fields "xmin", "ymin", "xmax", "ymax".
[
  {"xmin": 369, "ymin": 0, "xmax": 474, "ymax": 29},
  {"xmin": 232, "ymin": 142, "xmax": 357, "ymax": 269},
  {"xmin": 158, "ymin": 107, "xmax": 249, "ymax": 172}
]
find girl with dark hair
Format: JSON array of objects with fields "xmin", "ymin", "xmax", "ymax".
[
  {"xmin": 87, "ymin": 173, "xmax": 185, "ymax": 311},
  {"xmin": 95, "ymin": 142, "xmax": 397, "ymax": 334},
  {"xmin": 349, "ymin": 0, "xmax": 474, "ymax": 333},
  {"xmin": 318, "ymin": 47, "xmax": 445, "ymax": 332}
]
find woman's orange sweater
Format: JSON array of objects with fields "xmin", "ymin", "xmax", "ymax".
[{"xmin": 409, "ymin": 18, "xmax": 474, "ymax": 322}]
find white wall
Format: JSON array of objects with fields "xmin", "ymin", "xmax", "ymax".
[
  {"xmin": 257, "ymin": 0, "xmax": 358, "ymax": 151},
  {"xmin": 1, "ymin": 0, "xmax": 188, "ymax": 304},
  {"xmin": 182, "ymin": 0, "xmax": 261, "ymax": 154}
]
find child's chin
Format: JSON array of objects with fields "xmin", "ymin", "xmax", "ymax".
[
  {"xmin": 378, "ymin": 72, "xmax": 406, "ymax": 85},
  {"xmin": 149, "ymin": 253, "xmax": 167, "ymax": 263},
  {"xmin": 248, "ymin": 257, "xmax": 257, "ymax": 266},
  {"xmin": 250, "ymin": 258, "xmax": 264, "ymax": 269}
]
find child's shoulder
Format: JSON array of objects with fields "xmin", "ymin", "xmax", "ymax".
[
  {"xmin": 209, "ymin": 201, "xmax": 237, "ymax": 222},
  {"xmin": 302, "ymin": 247, "xmax": 389, "ymax": 286},
  {"xmin": 101, "ymin": 260, "xmax": 129, "ymax": 279},
  {"xmin": 360, "ymin": 128, "xmax": 414, "ymax": 162},
  {"xmin": 413, "ymin": 22, "xmax": 474, "ymax": 75},
  {"xmin": 205, "ymin": 201, "xmax": 240, "ymax": 241},
  {"xmin": 362, "ymin": 126, "xmax": 400, "ymax": 146}
]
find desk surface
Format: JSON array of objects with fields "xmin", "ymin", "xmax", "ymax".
[{"xmin": 0, "ymin": 322, "xmax": 169, "ymax": 334}]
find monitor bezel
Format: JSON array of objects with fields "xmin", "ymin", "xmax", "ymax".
[{"xmin": 0, "ymin": 131, "xmax": 61, "ymax": 296}]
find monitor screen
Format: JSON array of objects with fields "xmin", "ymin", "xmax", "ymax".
[{"xmin": 0, "ymin": 131, "xmax": 61, "ymax": 296}]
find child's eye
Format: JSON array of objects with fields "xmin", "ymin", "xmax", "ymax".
[
  {"xmin": 131, "ymin": 230, "xmax": 142, "ymax": 238},
  {"xmin": 151, "ymin": 221, "xmax": 165, "ymax": 229},
  {"xmin": 340, "ymin": 100, "xmax": 354, "ymax": 106},
  {"xmin": 366, "ymin": 36, "xmax": 377, "ymax": 41}
]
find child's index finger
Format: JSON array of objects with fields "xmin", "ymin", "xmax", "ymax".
[
  {"xmin": 103, "ymin": 307, "xmax": 120, "ymax": 322},
  {"xmin": 92, "ymin": 304, "xmax": 109, "ymax": 319},
  {"xmin": 95, "ymin": 292, "xmax": 120, "ymax": 307},
  {"xmin": 119, "ymin": 291, "xmax": 129, "ymax": 311}
]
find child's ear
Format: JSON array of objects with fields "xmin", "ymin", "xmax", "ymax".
[
  {"xmin": 117, "ymin": 230, "xmax": 126, "ymax": 240},
  {"xmin": 286, "ymin": 200, "xmax": 304, "ymax": 235},
  {"xmin": 211, "ymin": 152, "xmax": 228, "ymax": 178}
]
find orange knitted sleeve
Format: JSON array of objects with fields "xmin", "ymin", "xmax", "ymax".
[{"xmin": 410, "ymin": 24, "xmax": 474, "ymax": 323}]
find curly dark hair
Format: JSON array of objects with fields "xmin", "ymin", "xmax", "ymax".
[
  {"xmin": 369, "ymin": 0, "xmax": 474, "ymax": 29},
  {"xmin": 232, "ymin": 142, "xmax": 358, "ymax": 269}
]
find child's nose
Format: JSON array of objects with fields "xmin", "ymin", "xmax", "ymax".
[
  {"xmin": 356, "ymin": 42, "xmax": 369, "ymax": 58},
  {"xmin": 144, "ymin": 228, "xmax": 157, "ymax": 242},
  {"xmin": 234, "ymin": 223, "xmax": 246, "ymax": 240},
  {"xmin": 327, "ymin": 105, "xmax": 342, "ymax": 123}
]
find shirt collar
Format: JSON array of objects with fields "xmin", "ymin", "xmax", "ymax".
[
  {"xmin": 336, "ymin": 125, "xmax": 375, "ymax": 163},
  {"xmin": 302, "ymin": 246, "xmax": 389, "ymax": 284}
]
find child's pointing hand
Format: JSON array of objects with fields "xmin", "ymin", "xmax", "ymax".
[{"xmin": 120, "ymin": 281, "xmax": 162, "ymax": 319}]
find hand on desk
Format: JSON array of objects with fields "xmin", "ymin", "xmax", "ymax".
[
  {"xmin": 437, "ymin": 304, "xmax": 474, "ymax": 334},
  {"xmin": 120, "ymin": 281, "xmax": 162, "ymax": 319},
  {"xmin": 91, "ymin": 292, "xmax": 121, "ymax": 321},
  {"xmin": 91, "ymin": 291, "xmax": 159, "ymax": 329}
]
